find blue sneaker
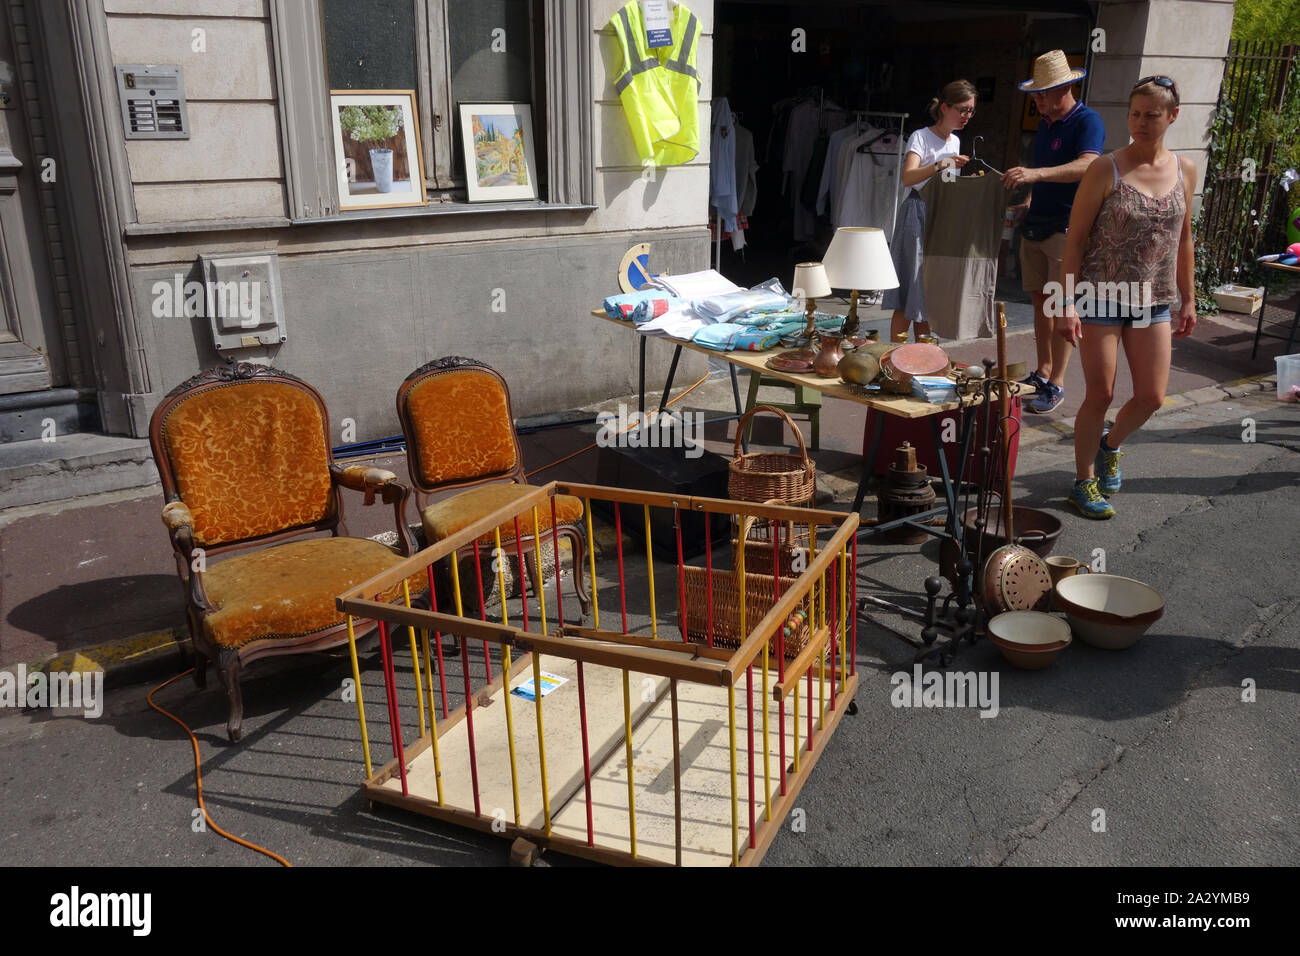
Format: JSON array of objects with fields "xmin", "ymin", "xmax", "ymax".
[
  {"xmin": 1068, "ymin": 477, "xmax": 1116, "ymax": 519},
  {"xmin": 1021, "ymin": 370, "xmax": 1048, "ymax": 390},
  {"xmin": 1026, "ymin": 380, "xmax": 1064, "ymax": 413},
  {"xmin": 1096, "ymin": 432, "xmax": 1123, "ymax": 495}
]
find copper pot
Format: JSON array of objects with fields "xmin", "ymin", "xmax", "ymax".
[
  {"xmin": 812, "ymin": 332, "xmax": 846, "ymax": 378},
  {"xmin": 878, "ymin": 342, "xmax": 952, "ymax": 394}
]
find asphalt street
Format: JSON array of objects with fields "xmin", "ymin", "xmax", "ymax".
[{"xmin": 0, "ymin": 390, "xmax": 1294, "ymax": 868}]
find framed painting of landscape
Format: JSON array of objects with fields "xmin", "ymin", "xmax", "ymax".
[{"xmin": 458, "ymin": 102, "xmax": 538, "ymax": 202}]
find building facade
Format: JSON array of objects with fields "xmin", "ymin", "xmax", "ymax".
[{"xmin": 0, "ymin": 0, "xmax": 1233, "ymax": 497}]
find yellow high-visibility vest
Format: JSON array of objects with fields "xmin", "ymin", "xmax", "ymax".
[{"xmin": 609, "ymin": 1, "xmax": 701, "ymax": 167}]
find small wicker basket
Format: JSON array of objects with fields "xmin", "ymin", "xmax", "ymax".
[{"xmin": 729, "ymin": 405, "xmax": 815, "ymax": 506}]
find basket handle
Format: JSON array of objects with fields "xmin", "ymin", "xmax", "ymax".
[
  {"xmin": 731, "ymin": 513, "xmax": 761, "ymax": 585},
  {"xmin": 732, "ymin": 404, "xmax": 814, "ymax": 478}
]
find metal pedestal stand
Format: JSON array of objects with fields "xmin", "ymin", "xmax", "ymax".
[{"xmin": 855, "ymin": 360, "xmax": 1013, "ymax": 666}]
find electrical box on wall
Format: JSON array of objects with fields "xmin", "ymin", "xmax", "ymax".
[
  {"xmin": 115, "ymin": 65, "xmax": 190, "ymax": 139},
  {"xmin": 196, "ymin": 251, "xmax": 287, "ymax": 352}
]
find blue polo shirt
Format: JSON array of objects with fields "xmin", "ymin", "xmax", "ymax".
[{"xmin": 1024, "ymin": 100, "xmax": 1105, "ymax": 233}]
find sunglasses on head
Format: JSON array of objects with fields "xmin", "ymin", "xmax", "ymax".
[{"xmin": 1134, "ymin": 75, "xmax": 1175, "ymax": 90}]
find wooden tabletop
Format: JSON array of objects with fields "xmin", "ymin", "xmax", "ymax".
[
  {"xmin": 1262, "ymin": 261, "xmax": 1300, "ymax": 274},
  {"xmin": 593, "ymin": 309, "xmax": 1013, "ymax": 419}
]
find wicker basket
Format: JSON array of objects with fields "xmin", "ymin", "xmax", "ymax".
[
  {"xmin": 731, "ymin": 498, "xmax": 809, "ymax": 578},
  {"xmin": 729, "ymin": 405, "xmax": 815, "ymax": 505},
  {"xmin": 681, "ymin": 516, "xmax": 812, "ymax": 660}
]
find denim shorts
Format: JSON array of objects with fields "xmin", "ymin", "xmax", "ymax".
[{"xmin": 1079, "ymin": 300, "xmax": 1172, "ymax": 326}]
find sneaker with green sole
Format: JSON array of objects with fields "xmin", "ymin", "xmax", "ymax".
[
  {"xmin": 1096, "ymin": 439, "xmax": 1124, "ymax": 495},
  {"xmin": 1069, "ymin": 477, "xmax": 1116, "ymax": 519}
]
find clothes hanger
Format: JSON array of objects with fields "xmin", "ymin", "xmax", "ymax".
[
  {"xmin": 966, "ymin": 135, "xmax": 1004, "ymax": 176},
  {"xmin": 857, "ymin": 128, "xmax": 895, "ymax": 154}
]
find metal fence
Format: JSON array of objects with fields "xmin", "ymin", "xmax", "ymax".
[{"xmin": 1197, "ymin": 40, "xmax": 1299, "ymax": 290}]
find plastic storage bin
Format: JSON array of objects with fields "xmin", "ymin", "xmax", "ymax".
[{"xmin": 1276, "ymin": 353, "xmax": 1300, "ymax": 400}]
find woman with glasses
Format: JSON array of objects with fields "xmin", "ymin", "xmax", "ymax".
[
  {"xmin": 1057, "ymin": 75, "xmax": 1196, "ymax": 519},
  {"xmin": 882, "ymin": 79, "xmax": 974, "ymax": 341}
]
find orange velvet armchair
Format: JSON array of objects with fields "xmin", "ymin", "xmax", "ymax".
[
  {"xmin": 149, "ymin": 363, "xmax": 424, "ymax": 741},
  {"xmin": 396, "ymin": 356, "xmax": 591, "ymax": 618}
]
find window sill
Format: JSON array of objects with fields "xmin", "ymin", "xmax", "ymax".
[
  {"xmin": 291, "ymin": 200, "xmax": 597, "ymax": 226},
  {"xmin": 123, "ymin": 201, "xmax": 596, "ymax": 237}
]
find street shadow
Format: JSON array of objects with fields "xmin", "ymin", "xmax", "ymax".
[
  {"xmin": 101, "ymin": 640, "xmax": 597, "ymax": 866},
  {"xmin": 854, "ymin": 618, "xmax": 1300, "ymax": 721},
  {"xmin": 6, "ymin": 574, "xmax": 182, "ymax": 654},
  {"xmin": 1011, "ymin": 413, "xmax": 1300, "ymax": 510}
]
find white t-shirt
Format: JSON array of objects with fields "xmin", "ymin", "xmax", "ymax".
[{"xmin": 903, "ymin": 126, "xmax": 961, "ymax": 196}]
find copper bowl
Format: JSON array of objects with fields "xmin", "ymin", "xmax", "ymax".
[{"xmin": 940, "ymin": 506, "xmax": 1063, "ymax": 583}]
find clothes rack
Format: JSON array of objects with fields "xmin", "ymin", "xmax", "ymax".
[{"xmin": 850, "ymin": 110, "xmax": 908, "ymax": 236}]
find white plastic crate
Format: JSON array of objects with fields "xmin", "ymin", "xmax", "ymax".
[{"xmin": 1276, "ymin": 353, "xmax": 1300, "ymax": 401}]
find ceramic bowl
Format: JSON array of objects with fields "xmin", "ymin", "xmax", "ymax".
[
  {"xmin": 987, "ymin": 611, "xmax": 1072, "ymax": 669},
  {"xmin": 1053, "ymin": 574, "xmax": 1165, "ymax": 650}
]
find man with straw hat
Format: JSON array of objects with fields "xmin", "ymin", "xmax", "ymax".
[{"xmin": 1003, "ymin": 49, "xmax": 1105, "ymax": 414}]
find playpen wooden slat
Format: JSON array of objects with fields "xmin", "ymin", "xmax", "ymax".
[
  {"xmin": 614, "ymin": 505, "xmax": 628, "ymax": 634},
  {"xmin": 551, "ymin": 498, "xmax": 565, "ymax": 629},
  {"xmin": 403, "ymin": 581, "xmax": 426, "ymax": 740},
  {"xmin": 449, "ymin": 558, "xmax": 482, "ymax": 816},
  {"xmin": 560, "ymin": 625, "xmax": 733, "ymax": 661},
  {"xmin": 345, "ymin": 615, "xmax": 373, "ymax": 779},
  {"xmin": 584, "ymin": 499, "xmax": 599, "ymax": 631},
  {"xmin": 515, "ymin": 516, "xmax": 530, "ymax": 633},
  {"xmin": 427, "ymin": 565, "xmax": 449, "ymax": 718},
  {"xmin": 644, "ymin": 505, "xmax": 658, "ymax": 640}
]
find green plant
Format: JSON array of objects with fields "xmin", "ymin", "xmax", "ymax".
[
  {"xmin": 1194, "ymin": 50, "xmax": 1300, "ymax": 309},
  {"xmin": 339, "ymin": 105, "xmax": 403, "ymax": 144}
]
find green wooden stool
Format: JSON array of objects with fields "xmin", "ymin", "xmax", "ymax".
[{"xmin": 743, "ymin": 372, "xmax": 821, "ymax": 451}]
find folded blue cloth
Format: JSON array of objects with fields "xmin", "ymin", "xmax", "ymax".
[
  {"xmin": 691, "ymin": 322, "xmax": 748, "ymax": 351},
  {"xmin": 733, "ymin": 329, "xmax": 783, "ymax": 350}
]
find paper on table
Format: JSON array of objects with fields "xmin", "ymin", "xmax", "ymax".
[
  {"xmin": 652, "ymin": 269, "xmax": 741, "ymax": 300},
  {"xmin": 638, "ymin": 305, "xmax": 711, "ymax": 339}
]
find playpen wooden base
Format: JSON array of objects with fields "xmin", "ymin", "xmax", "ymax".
[{"xmin": 363, "ymin": 644, "xmax": 858, "ymax": 866}]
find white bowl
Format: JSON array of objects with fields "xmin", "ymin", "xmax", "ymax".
[
  {"xmin": 1053, "ymin": 574, "xmax": 1165, "ymax": 650},
  {"xmin": 987, "ymin": 611, "xmax": 1072, "ymax": 669}
]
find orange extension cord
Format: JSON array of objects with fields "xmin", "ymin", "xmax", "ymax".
[
  {"xmin": 148, "ymin": 670, "xmax": 293, "ymax": 867},
  {"xmin": 524, "ymin": 371, "xmax": 712, "ymax": 479}
]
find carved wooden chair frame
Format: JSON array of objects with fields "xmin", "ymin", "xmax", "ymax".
[
  {"xmin": 149, "ymin": 362, "xmax": 416, "ymax": 741},
  {"xmin": 396, "ymin": 356, "xmax": 591, "ymax": 618}
]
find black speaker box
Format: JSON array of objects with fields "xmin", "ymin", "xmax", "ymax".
[{"xmin": 592, "ymin": 443, "xmax": 733, "ymax": 561}]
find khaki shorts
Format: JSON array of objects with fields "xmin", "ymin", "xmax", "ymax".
[{"xmin": 1019, "ymin": 231, "xmax": 1067, "ymax": 293}]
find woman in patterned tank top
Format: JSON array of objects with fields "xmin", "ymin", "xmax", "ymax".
[{"xmin": 1054, "ymin": 76, "xmax": 1197, "ymax": 519}]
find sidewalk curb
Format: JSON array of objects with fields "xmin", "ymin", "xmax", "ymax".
[{"xmin": 36, "ymin": 628, "xmax": 193, "ymax": 692}]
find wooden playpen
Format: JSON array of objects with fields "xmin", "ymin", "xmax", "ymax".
[{"xmin": 337, "ymin": 482, "xmax": 859, "ymax": 866}]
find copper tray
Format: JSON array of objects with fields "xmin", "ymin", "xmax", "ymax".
[{"xmin": 766, "ymin": 351, "xmax": 816, "ymax": 374}]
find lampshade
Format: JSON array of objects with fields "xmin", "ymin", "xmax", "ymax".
[
  {"xmin": 822, "ymin": 227, "xmax": 899, "ymax": 291},
  {"xmin": 791, "ymin": 261, "xmax": 832, "ymax": 300}
]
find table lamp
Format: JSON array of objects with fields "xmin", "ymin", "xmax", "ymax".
[
  {"xmin": 822, "ymin": 227, "xmax": 899, "ymax": 339},
  {"xmin": 792, "ymin": 261, "xmax": 832, "ymax": 344}
]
